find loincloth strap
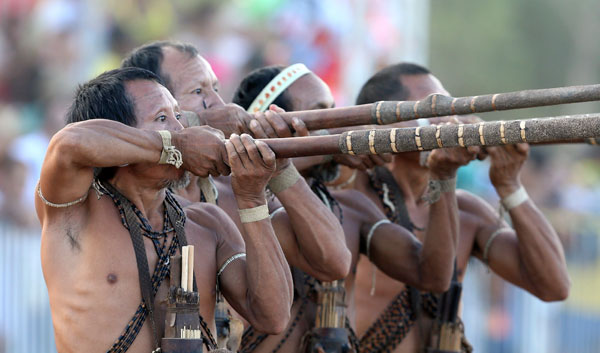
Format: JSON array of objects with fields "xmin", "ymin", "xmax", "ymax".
[
  {"xmin": 360, "ymin": 288, "xmax": 473, "ymax": 353},
  {"xmin": 359, "ymin": 289, "xmax": 416, "ymax": 352}
]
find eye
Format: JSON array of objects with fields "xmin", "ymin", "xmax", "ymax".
[
  {"xmin": 175, "ymin": 113, "xmax": 182, "ymax": 120},
  {"xmin": 193, "ymin": 88, "xmax": 202, "ymax": 95},
  {"xmin": 213, "ymin": 86, "xmax": 219, "ymax": 93},
  {"xmin": 156, "ymin": 115, "xmax": 167, "ymax": 122}
]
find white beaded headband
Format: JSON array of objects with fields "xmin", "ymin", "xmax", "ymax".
[{"xmin": 247, "ymin": 63, "xmax": 311, "ymax": 113}]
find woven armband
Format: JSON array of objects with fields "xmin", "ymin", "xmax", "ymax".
[
  {"xmin": 157, "ymin": 130, "xmax": 183, "ymax": 168},
  {"xmin": 422, "ymin": 177, "xmax": 456, "ymax": 204},
  {"xmin": 268, "ymin": 164, "xmax": 301, "ymax": 194},
  {"xmin": 501, "ymin": 185, "xmax": 528, "ymax": 210},
  {"xmin": 483, "ymin": 227, "xmax": 512, "ymax": 265},
  {"xmin": 238, "ymin": 204, "xmax": 270, "ymax": 223},
  {"xmin": 366, "ymin": 219, "xmax": 392, "ymax": 260}
]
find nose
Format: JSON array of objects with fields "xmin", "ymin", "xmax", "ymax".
[
  {"xmin": 204, "ymin": 89, "xmax": 225, "ymax": 109},
  {"xmin": 169, "ymin": 113, "xmax": 185, "ymax": 131}
]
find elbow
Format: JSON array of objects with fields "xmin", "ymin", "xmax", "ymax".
[
  {"xmin": 250, "ymin": 311, "xmax": 290, "ymax": 335},
  {"xmin": 312, "ymin": 247, "xmax": 352, "ymax": 282},
  {"xmin": 538, "ymin": 277, "xmax": 571, "ymax": 302},
  {"xmin": 48, "ymin": 126, "xmax": 83, "ymax": 163}
]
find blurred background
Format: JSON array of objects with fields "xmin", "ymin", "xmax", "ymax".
[{"xmin": 1, "ymin": 0, "xmax": 600, "ymax": 352}]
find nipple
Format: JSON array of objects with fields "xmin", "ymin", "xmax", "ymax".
[{"xmin": 107, "ymin": 273, "xmax": 118, "ymax": 284}]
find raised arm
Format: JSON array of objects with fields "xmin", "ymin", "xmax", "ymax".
[
  {"xmin": 367, "ymin": 147, "xmax": 479, "ymax": 293},
  {"xmin": 217, "ymin": 133, "xmax": 293, "ymax": 334},
  {"xmin": 248, "ymin": 106, "xmax": 351, "ymax": 281},
  {"xmin": 38, "ymin": 119, "xmax": 229, "ymax": 219},
  {"xmin": 468, "ymin": 144, "xmax": 569, "ymax": 301}
]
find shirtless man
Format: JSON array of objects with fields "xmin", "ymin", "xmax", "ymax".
[
  {"xmin": 229, "ymin": 65, "xmax": 479, "ymax": 352},
  {"xmin": 37, "ymin": 67, "xmax": 293, "ymax": 353},
  {"xmin": 122, "ymin": 42, "xmax": 350, "ymax": 282},
  {"xmin": 350, "ymin": 63, "xmax": 571, "ymax": 352}
]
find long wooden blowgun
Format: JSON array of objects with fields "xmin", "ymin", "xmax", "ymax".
[
  {"xmin": 276, "ymin": 84, "xmax": 600, "ymax": 130},
  {"xmin": 260, "ymin": 114, "xmax": 600, "ymax": 158}
]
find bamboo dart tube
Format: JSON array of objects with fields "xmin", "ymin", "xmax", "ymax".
[
  {"xmin": 181, "ymin": 246, "xmax": 189, "ymax": 292},
  {"xmin": 187, "ymin": 245, "xmax": 194, "ymax": 291},
  {"xmin": 276, "ymin": 84, "xmax": 600, "ymax": 130},
  {"xmin": 261, "ymin": 114, "xmax": 600, "ymax": 158}
]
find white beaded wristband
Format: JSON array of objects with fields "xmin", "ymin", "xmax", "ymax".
[
  {"xmin": 501, "ymin": 186, "xmax": 529, "ymax": 210},
  {"xmin": 238, "ymin": 204, "xmax": 270, "ymax": 223},
  {"xmin": 268, "ymin": 164, "xmax": 301, "ymax": 194}
]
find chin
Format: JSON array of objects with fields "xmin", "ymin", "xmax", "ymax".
[{"xmin": 166, "ymin": 171, "xmax": 192, "ymax": 190}]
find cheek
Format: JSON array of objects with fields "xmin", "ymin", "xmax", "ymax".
[{"xmin": 179, "ymin": 94, "xmax": 204, "ymax": 111}]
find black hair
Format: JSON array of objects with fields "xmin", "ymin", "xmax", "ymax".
[
  {"xmin": 66, "ymin": 67, "xmax": 165, "ymax": 179},
  {"xmin": 121, "ymin": 40, "xmax": 199, "ymax": 92},
  {"xmin": 233, "ymin": 65, "xmax": 342, "ymax": 220},
  {"xmin": 231, "ymin": 65, "xmax": 294, "ymax": 111},
  {"xmin": 355, "ymin": 63, "xmax": 431, "ymax": 105},
  {"xmin": 66, "ymin": 67, "xmax": 164, "ymax": 126}
]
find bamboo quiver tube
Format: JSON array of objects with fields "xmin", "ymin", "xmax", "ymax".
[
  {"xmin": 181, "ymin": 246, "xmax": 189, "ymax": 292},
  {"xmin": 262, "ymin": 113, "xmax": 600, "ymax": 158},
  {"xmin": 277, "ymin": 84, "xmax": 600, "ymax": 130}
]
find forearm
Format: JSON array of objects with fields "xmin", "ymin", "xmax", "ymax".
[
  {"xmin": 508, "ymin": 200, "xmax": 570, "ymax": 300},
  {"xmin": 418, "ymin": 191, "xmax": 459, "ymax": 292},
  {"xmin": 240, "ymin": 217, "xmax": 293, "ymax": 333},
  {"xmin": 53, "ymin": 119, "xmax": 162, "ymax": 168},
  {"xmin": 275, "ymin": 180, "xmax": 351, "ymax": 280}
]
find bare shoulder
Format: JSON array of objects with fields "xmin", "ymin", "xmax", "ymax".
[
  {"xmin": 173, "ymin": 193, "xmax": 193, "ymax": 208},
  {"xmin": 331, "ymin": 189, "xmax": 383, "ymax": 223},
  {"xmin": 185, "ymin": 202, "xmax": 232, "ymax": 230},
  {"xmin": 184, "ymin": 202, "xmax": 242, "ymax": 248},
  {"xmin": 456, "ymin": 189, "xmax": 499, "ymax": 222},
  {"xmin": 331, "ymin": 188, "xmax": 370, "ymax": 204}
]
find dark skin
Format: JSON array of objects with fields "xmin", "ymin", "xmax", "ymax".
[
  {"xmin": 37, "ymin": 79, "xmax": 293, "ymax": 353},
  {"xmin": 350, "ymin": 73, "xmax": 570, "ymax": 353},
  {"xmin": 159, "ymin": 48, "xmax": 351, "ymax": 281},
  {"xmin": 242, "ymin": 74, "xmax": 477, "ymax": 352},
  {"xmin": 284, "ymin": 73, "xmax": 392, "ymax": 172}
]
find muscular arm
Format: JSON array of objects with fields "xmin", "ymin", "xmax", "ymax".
[
  {"xmin": 248, "ymin": 107, "xmax": 351, "ymax": 281},
  {"xmin": 38, "ymin": 119, "xmax": 229, "ymax": 224},
  {"xmin": 39, "ymin": 120, "xmax": 163, "ymax": 213},
  {"xmin": 270, "ymin": 179, "xmax": 351, "ymax": 281},
  {"xmin": 188, "ymin": 204, "xmax": 293, "ymax": 334},
  {"xmin": 366, "ymin": 187, "xmax": 459, "ymax": 293},
  {"xmin": 462, "ymin": 190, "xmax": 570, "ymax": 301},
  {"xmin": 468, "ymin": 143, "xmax": 570, "ymax": 301},
  {"xmin": 366, "ymin": 146, "xmax": 480, "ymax": 293}
]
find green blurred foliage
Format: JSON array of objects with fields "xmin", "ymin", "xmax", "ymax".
[{"xmin": 430, "ymin": 0, "xmax": 600, "ymax": 121}]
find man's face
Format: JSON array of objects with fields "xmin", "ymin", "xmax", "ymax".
[
  {"xmin": 125, "ymin": 79, "xmax": 188, "ymax": 183},
  {"xmin": 126, "ymin": 79, "xmax": 184, "ymax": 131},
  {"xmin": 403, "ymin": 74, "xmax": 449, "ymax": 101},
  {"xmin": 285, "ymin": 73, "xmax": 335, "ymax": 111},
  {"xmin": 393, "ymin": 74, "xmax": 450, "ymax": 165},
  {"xmin": 161, "ymin": 47, "xmax": 224, "ymax": 113},
  {"xmin": 387, "ymin": 74, "xmax": 452, "ymax": 130}
]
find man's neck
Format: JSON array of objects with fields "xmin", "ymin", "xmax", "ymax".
[
  {"xmin": 387, "ymin": 154, "xmax": 430, "ymax": 207},
  {"xmin": 109, "ymin": 168, "xmax": 168, "ymax": 220},
  {"xmin": 352, "ymin": 154, "xmax": 430, "ymax": 208}
]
